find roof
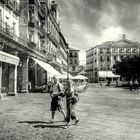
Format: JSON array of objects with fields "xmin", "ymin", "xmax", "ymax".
[
  {"xmin": 91, "ymin": 35, "xmax": 140, "ymax": 49},
  {"xmin": 112, "ymin": 39, "xmax": 140, "ymax": 48},
  {"xmin": 69, "ymin": 47, "xmax": 80, "ymax": 51}
]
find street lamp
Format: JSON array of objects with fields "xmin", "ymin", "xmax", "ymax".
[
  {"xmin": 66, "ymin": 47, "xmax": 69, "ymax": 81},
  {"xmin": 66, "ymin": 44, "xmax": 70, "ymax": 123}
]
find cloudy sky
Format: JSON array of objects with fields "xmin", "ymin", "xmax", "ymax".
[{"xmin": 56, "ymin": 0, "xmax": 140, "ymax": 64}]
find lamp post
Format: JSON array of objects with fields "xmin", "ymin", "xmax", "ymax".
[
  {"xmin": 66, "ymin": 44, "xmax": 70, "ymax": 123},
  {"xmin": 66, "ymin": 48, "xmax": 69, "ymax": 81}
]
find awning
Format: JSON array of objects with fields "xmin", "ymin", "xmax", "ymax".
[
  {"xmin": 32, "ymin": 57, "xmax": 61, "ymax": 77},
  {"xmin": 98, "ymin": 71, "xmax": 120, "ymax": 78},
  {"xmin": 0, "ymin": 51, "xmax": 19, "ymax": 65},
  {"xmin": 72, "ymin": 75, "xmax": 88, "ymax": 80}
]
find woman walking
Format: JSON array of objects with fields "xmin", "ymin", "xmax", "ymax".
[{"xmin": 65, "ymin": 80, "xmax": 79, "ymax": 128}]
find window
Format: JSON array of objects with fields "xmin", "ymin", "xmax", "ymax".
[
  {"xmin": 120, "ymin": 56, "xmax": 123, "ymax": 60},
  {"xmin": 75, "ymin": 59, "xmax": 77, "ymax": 64},
  {"xmin": 29, "ymin": 32, "xmax": 34, "ymax": 42},
  {"xmin": 13, "ymin": 22, "xmax": 16, "ymax": 35},
  {"xmin": 0, "ymin": 9, "xmax": 2, "ymax": 21},
  {"xmin": 126, "ymin": 49, "xmax": 130, "ymax": 53},
  {"xmin": 100, "ymin": 48, "xmax": 103, "ymax": 53},
  {"xmin": 100, "ymin": 56, "xmax": 103, "ymax": 61},
  {"xmin": 107, "ymin": 48, "xmax": 110, "ymax": 53},
  {"xmin": 74, "ymin": 52, "xmax": 77, "ymax": 57},
  {"xmin": 0, "ymin": 9, "xmax": 2, "ymax": 28},
  {"xmin": 69, "ymin": 52, "xmax": 72, "ymax": 57},
  {"xmin": 107, "ymin": 56, "xmax": 110, "ymax": 61},
  {"xmin": 107, "ymin": 64, "xmax": 110, "ymax": 70},
  {"xmin": 119, "ymin": 48, "xmax": 124, "ymax": 53},
  {"xmin": 70, "ymin": 59, "xmax": 72, "ymax": 64},
  {"xmin": 72, "ymin": 66, "xmax": 75, "ymax": 71},
  {"xmin": 114, "ymin": 56, "xmax": 116, "ymax": 60},
  {"xmin": 94, "ymin": 50, "xmax": 96, "ymax": 55}
]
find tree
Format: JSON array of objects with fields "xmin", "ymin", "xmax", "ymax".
[{"xmin": 113, "ymin": 55, "xmax": 140, "ymax": 81}]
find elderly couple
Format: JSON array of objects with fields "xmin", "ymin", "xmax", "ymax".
[{"xmin": 49, "ymin": 75, "xmax": 79, "ymax": 128}]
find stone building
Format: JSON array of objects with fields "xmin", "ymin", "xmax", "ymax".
[
  {"xmin": 0, "ymin": 0, "xmax": 69, "ymax": 96},
  {"xmin": 86, "ymin": 34, "xmax": 140, "ymax": 83},
  {"xmin": 69, "ymin": 47, "xmax": 80, "ymax": 76}
]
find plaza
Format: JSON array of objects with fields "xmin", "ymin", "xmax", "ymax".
[{"xmin": 0, "ymin": 84, "xmax": 140, "ymax": 140}]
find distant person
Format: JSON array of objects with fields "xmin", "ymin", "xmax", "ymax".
[
  {"xmin": 65, "ymin": 80, "xmax": 79, "ymax": 128},
  {"xmin": 106, "ymin": 78, "xmax": 111, "ymax": 86},
  {"xmin": 114, "ymin": 78, "xmax": 118, "ymax": 87},
  {"xmin": 134, "ymin": 79, "xmax": 139, "ymax": 91},
  {"xmin": 129, "ymin": 80, "xmax": 133, "ymax": 91},
  {"xmin": 49, "ymin": 75, "xmax": 66, "ymax": 123}
]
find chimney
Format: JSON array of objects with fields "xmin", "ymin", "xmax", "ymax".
[{"xmin": 122, "ymin": 34, "xmax": 126, "ymax": 40}]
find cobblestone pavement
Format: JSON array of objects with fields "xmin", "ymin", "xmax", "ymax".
[{"xmin": 0, "ymin": 84, "xmax": 140, "ymax": 140}]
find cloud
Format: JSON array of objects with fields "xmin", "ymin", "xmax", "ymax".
[{"xmin": 56, "ymin": 0, "xmax": 140, "ymax": 64}]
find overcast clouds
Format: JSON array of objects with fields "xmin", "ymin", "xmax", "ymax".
[{"xmin": 56, "ymin": 0, "xmax": 140, "ymax": 64}]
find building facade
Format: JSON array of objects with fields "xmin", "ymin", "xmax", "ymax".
[
  {"xmin": 69, "ymin": 48, "xmax": 80, "ymax": 76},
  {"xmin": 86, "ymin": 35, "xmax": 140, "ymax": 83},
  {"xmin": 0, "ymin": 0, "xmax": 69, "ymax": 96}
]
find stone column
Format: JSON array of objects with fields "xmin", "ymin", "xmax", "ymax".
[
  {"xmin": 35, "ymin": 62, "xmax": 38, "ymax": 85},
  {"xmin": 21, "ymin": 57, "xmax": 29, "ymax": 93},
  {"xmin": 0, "ymin": 62, "xmax": 2, "ymax": 99},
  {"xmin": 14, "ymin": 65, "xmax": 17, "ymax": 94}
]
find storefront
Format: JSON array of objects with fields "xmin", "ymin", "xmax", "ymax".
[{"xmin": 0, "ymin": 51, "xmax": 19, "ymax": 97}]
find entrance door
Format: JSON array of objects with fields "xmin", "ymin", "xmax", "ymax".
[{"xmin": 2, "ymin": 62, "xmax": 9, "ymax": 93}]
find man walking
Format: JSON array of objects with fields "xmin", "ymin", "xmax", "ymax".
[{"xmin": 50, "ymin": 75, "xmax": 66, "ymax": 123}]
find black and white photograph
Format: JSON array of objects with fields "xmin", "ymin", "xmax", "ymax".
[{"xmin": 0, "ymin": 0, "xmax": 140, "ymax": 139}]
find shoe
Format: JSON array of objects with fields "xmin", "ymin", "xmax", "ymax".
[
  {"xmin": 49, "ymin": 119, "xmax": 54, "ymax": 124},
  {"xmin": 75, "ymin": 119, "xmax": 79, "ymax": 125},
  {"xmin": 64, "ymin": 124, "xmax": 69, "ymax": 129}
]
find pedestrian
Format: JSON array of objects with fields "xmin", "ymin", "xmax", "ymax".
[
  {"xmin": 65, "ymin": 80, "xmax": 79, "ymax": 128},
  {"xmin": 134, "ymin": 79, "xmax": 139, "ymax": 91},
  {"xmin": 49, "ymin": 75, "xmax": 66, "ymax": 123},
  {"xmin": 129, "ymin": 80, "xmax": 133, "ymax": 91}
]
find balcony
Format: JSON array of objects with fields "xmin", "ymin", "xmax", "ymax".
[
  {"xmin": 14, "ymin": 1, "xmax": 20, "ymax": 15},
  {"xmin": 0, "ymin": 20, "xmax": 27, "ymax": 46},
  {"xmin": 49, "ymin": 57, "xmax": 62, "ymax": 68},
  {"xmin": 47, "ymin": 32, "xmax": 59, "ymax": 48},
  {"xmin": 28, "ymin": 17, "xmax": 39, "ymax": 29},
  {"xmin": 38, "ymin": 27, "xmax": 45, "ymax": 38},
  {"xmin": 38, "ymin": 5, "xmax": 46, "ymax": 18},
  {"xmin": 27, "ymin": 41, "xmax": 37, "ymax": 49},
  {"xmin": 29, "ymin": 0, "xmax": 40, "ymax": 6},
  {"xmin": 5, "ymin": 0, "xmax": 20, "ymax": 15},
  {"xmin": 5, "ymin": 0, "xmax": 15, "ymax": 10},
  {"xmin": 47, "ymin": 53, "xmax": 53, "ymax": 61},
  {"xmin": 42, "ymin": 46, "xmax": 46, "ymax": 54}
]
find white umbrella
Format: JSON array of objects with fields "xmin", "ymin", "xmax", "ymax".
[{"xmin": 72, "ymin": 75, "xmax": 88, "ymax": 80}]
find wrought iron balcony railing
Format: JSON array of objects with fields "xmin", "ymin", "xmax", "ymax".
[
  {"xmin": 28, "ymin": 17, "xmax": 39, "ymax": 29},
  {"xmin": 4, "ymin": 0, "xmax": 20, "ymax": 15},
  {"xmin": 38, "ymin": 5, "xmax": 46, "ymax": 18},
  {"xmin": 0, "ymin": 20, "xmax": 27, "ymax": 46}
]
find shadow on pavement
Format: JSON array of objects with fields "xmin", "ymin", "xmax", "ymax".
[
  {"xmin": 18, "ymin": 120, "xmax": 68, "ymax": 129},
  {"xmin": 18, "ymin": 121, "xmax": 49, "ymax": 124},
  {"xmin": 33, "ymin": 124, "xmax": 66, "ymax": 129}
]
